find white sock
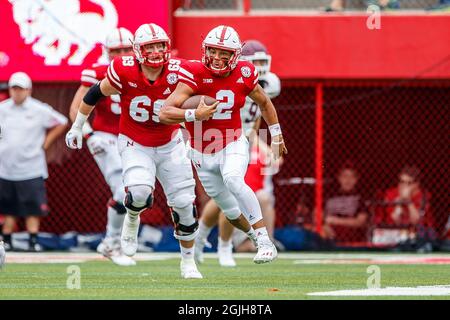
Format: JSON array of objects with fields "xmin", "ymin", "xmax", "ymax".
[
  {"xmin": 197, "ymin": 220, "xmax": 213, "ymax": 242},
  {"xmin": 126, "ymin": 209, "xmax": 140, "ymax": 222},
  {"xmin": 218, "ymin": 237, "xmax": 232, "ymax": 248},
  {"xmin": 255, "ymin": 227, "xmax": 269, "ymax": 239},
  {"xmin": 106, "ymin": 206, "xmax": 125, "ymax": 238},
  {"xmin": 246, "ymin": 227, "xmax": 256, "ymax": 238},
  {"xmin": 180, "ymin": 244, "xmax": 195, "ymax": 260}
]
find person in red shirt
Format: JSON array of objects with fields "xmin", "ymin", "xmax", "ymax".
[
  {"xmin": 66, "ymin": 23, "xmax": 210, "ymax": 279},
  {"xmin": 69, "ymin": 27, "xmax": 134, "ymax": 266},
  {"xmin": 382, "ymin": 165, "xmax": 433, "ymax": 228},
  {"xmin": 160, "ymin": 25, "xmax": 288, "ymax": 264}
]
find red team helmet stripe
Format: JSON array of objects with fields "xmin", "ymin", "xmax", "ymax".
[
  {"xmin": 118, "ymin": 29, "xmax": 123, "ymax": 44},
  {"xmin": 219, "ymin": 26, "xmax": 228, "ymax": 44},
  {"xmin": 148, "ymin": 24, "xmax": 157, "ymax": 38}
]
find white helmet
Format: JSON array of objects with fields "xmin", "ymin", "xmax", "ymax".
[
  {"xmin": 133, "ymin": 23, "xmax": 171, "ymax": 67},
  {"xmin": 241, "ymin": 40, "xmax": 271, "ymax": 76},
  {"xmin": 105, "ymin": 27, "xmax": 133, "ymax": 50},
  {"xmin": 202, "ymin": 25, "xmax": 242, "ymax": 75}
]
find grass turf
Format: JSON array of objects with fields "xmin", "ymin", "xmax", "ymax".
[{"xmin": 1, "ymin": 255, "xmax": 450, "ymax": 300}]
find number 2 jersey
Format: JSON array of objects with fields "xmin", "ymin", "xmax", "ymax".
[
  {"xmin": 81, "ymin": 64, "xmax": 121, "ymax": 135},
  {"xmin": 178, "ymin": 60, "xmax": 259, "ymax": 153},
  {"xmin": 106, "ymin": 55, "xmax": 181, "ymax": 147}
]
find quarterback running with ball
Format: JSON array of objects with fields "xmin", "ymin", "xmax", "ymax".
[{"xmin": 160, "ymin": 25, "xmax": 287, "ymax": 264}]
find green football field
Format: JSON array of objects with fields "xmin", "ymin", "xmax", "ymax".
[{"xmin": 1, "ymin": 252, "xmax": 450, "ymax": 300}]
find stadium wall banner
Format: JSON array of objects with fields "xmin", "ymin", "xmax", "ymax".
[
  {"xmin": 173, "ymin": 14, "xmax": 450, "ymax": 79},
  {"xmin": 0, "ymin": 0, "xmax": 169, "ymax": 81}
]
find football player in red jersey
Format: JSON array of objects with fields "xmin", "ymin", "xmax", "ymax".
[
  {"xmin": 69, "ymin": 27, "xmax": 135, "ymax": 266},
  {"xmin": 193, "ymin": 40, "xmax": 284, "ymax": 267},
  {"xmin": 66, "ymin": 23, "xmax": 216, "ymax": 278},
  {"xmin": 160, "ymin": 26, "xmax": 288, "ymax": 264}
]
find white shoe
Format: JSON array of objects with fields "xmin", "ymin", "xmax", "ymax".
[
  {"xmin": 194, "ymin": 238, "xmax": 211, "ymax": 264},
  {"xmin": 180, "ymin": 258, "xmax": 203, "ymax": 279},
  {"xmin": 218, "ymin": 244, "xmax": 236, "ymax": 267},
  {"xmin": 121, "ymin": 214, "xmax": 140, "ymax": 257},
  {"xmin": 253, "ymin": 236, "xmax": 278, "ymax": 264},
  {"xmin": 98, "ymin": 237, "xmax": 136, "ymax": 266}
]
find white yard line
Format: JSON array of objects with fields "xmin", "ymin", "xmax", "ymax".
[{"xmin": 309, "ymin": 285, "xmax": 450, "ymax": 296}]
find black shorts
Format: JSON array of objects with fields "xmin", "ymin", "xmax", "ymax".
[{"xmin": 0, "ymin": 177, "xmax": 49, "ymax": 217}]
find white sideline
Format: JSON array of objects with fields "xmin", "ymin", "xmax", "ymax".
[{"xmin": 3, "ymin": 252, "xmax": 450, "ymax": 264}]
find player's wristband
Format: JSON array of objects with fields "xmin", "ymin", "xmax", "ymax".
[
  {"xmin": 184, "ymin": 109, "xmax": 196, "ymax": 122},
  {"xmin": 269, "ymin": 124, "xmax": 282, "ymax": 137},
  {"xmin": 82, "ymin": 121, "xmax": 94, "ymax": 137},
  {"xmin": 83, "ymin": 132, "xmax": 95, "ymax": 140}
]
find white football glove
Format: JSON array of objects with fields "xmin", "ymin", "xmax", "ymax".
[
  {"xmin": 86, "ymin": 134, "xmax": 109, "ymax": 156},
  {"xmin": 65, "ymin": 126, "xmax": 83, "ymax": 149}
]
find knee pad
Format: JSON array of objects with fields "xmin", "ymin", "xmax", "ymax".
[
  {"xmin": 124, "ymin": 187, "xmax": 153, "ymax": 212},
  {"xmin": 223, "ymin": 175, "xmax": 246, "ymax": 195},
  {"xmin": 171, "ymin": 206, "xmax": 199, "ymax": 241},
  {"xmin": 107, "ymin": 197, "xmax": 127, "ymax": 214}
]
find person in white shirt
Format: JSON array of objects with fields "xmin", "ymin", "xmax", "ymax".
[{"xmin": 0, "ymin": 72, "xmax": 68, "ymax": 252}]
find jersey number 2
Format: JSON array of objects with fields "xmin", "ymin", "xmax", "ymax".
[{"xmin": 212, "ymin": 90, "xmax": 234, "ymax": 120}]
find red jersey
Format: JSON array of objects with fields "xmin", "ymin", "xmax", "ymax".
[
  {"xmin": 106, "ymin": 56, "xmax": 180, "ymax": 147},
  {"xmin": 81, "ymin": 64, "xmax": 120, "ymax": 135},
  {"xmin": 178, "ymin": 60, "xmax": 259, "ymax": 153},
  {"xmin": 245, "ymin": 143, "xmax": 268, "ymax": 192},
  {"xmin": 382, "ymin": 187, "xmax": 433, "ymax": 227}
]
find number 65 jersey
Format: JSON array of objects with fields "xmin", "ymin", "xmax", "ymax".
[
  {"xmin": 178, "ymin": 60, "xmax": 259, "ymax": 153},
  {"xmin": 106, "ymin": 55, "xmax": 182, "ymax": 147}
]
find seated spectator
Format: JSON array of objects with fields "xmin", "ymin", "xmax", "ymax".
[
  {"xmin": 373, "ymin": 165, "xmax": 436, "ymax": 250},
  {"xmin": 325, "ymin": 0, "xmax": 399, "ymax": 11},
  {"xmin": 382, "ymin": 165, "xmax": 433, "ymax": 227},
  {"xmin": 322, "ymin": 162, "xmax": 369, "ymax": 243}
]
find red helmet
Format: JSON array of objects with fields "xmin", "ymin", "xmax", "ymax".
[
  {"xmin": 202, "ymin": 25, "xmax": 242, "ymax": 75},
  {"xmin": 133, "ymin": 23, "xmax": 171, "ymax": 67},
  {"xmin": 241, "ymin": 40, "xmax": 271, "ymax": 76}
]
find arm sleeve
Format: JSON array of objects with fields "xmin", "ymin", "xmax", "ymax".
[
  {"xmin": 242, "ymin": 62, "xmax": 259, "ymax": 94},
  {"xmin": 106, "ymin": 58, "xmax": 123, "ymax": 93},
  {"xmin": 81, "ymin": 68, "xmax": 99, "ymax": 87},
  {"xmin": 177, "ymin": 60, "xmax": 198, "ymax": 91}
]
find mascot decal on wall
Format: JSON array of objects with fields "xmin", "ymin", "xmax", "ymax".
[{"xmin": 10, "ymin": 0, "xmax": 118, "ymax": 65}]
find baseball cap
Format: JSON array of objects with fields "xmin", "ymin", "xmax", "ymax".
[{"xmin": 8, "ymin": 72, "xmax": 32, "ymax": 89}]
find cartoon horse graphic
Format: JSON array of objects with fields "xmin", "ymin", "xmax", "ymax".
[{"xmin": 10, "ymin": 0, "xmax": 118, "ymax": 65}]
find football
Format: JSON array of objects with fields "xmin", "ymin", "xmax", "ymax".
[{"xmin": 180, "ymin": 95, "xmax": 218, "ymax": 109}]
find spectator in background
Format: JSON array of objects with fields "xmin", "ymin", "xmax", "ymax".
[
  {"xmin": 373, "ymin": 165, "xmax": 437, "ymax": 251},
  {"xmin": 322, "ymin": 162, "xmax": 369, "ymax": 243},
  {"xmin": 0, "ymin": 72, "xmax": 68, "ymax": 251},
  {"xmin": 382, "ymin": 165, "xmax": 434, "ymax": 229},
  {"xmin": 325, "ymin": 0, "xmax": 399, "ymax": 11}
]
